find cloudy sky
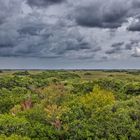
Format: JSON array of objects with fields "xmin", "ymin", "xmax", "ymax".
[{"xmin": 0, "ymin": 0, "xmax": 140, "ymax": 69}]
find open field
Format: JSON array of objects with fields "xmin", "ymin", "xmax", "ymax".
[{"xmin": 0, "ymin": 70, "xmax": 140, "ymax": 139}]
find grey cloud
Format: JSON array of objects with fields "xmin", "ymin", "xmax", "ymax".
[
  {"xmin": 0, "ymin": 43, "xmax": 14, "ymax": 48},
  {"xmin": 0, "ymin": 0, "xmax": 22, "ymax": 25},
  {"xmin": 127, "ymin": 1, "xmax": 140, "ymax": 32},
  {"xmin": 105, "ymin": 42, "xmax": 124, "ymax": 54},
  {"xmin": 1, "ymin": 0, "xmax": 140, "ymax": 66},
  {"xmin": 125, "ymin": 40, "xmax": 139, "ymax": 50},
  {"xmin": 131, "ymin": 54, "xmax": 140, "ymax": 57},
  {"xmin": 0, "ymin": 10, "xmax": 98, "ymax": 60},
  {"xmin": 105, "ymin": 49, "xmax": 119, "ymax": 55},
  {"xmin": 125, "ymin": 44, "xmax": 133, "ymax": 50},
  {"xmin": 0, "ymin": 26, "xmax": 19, "ymax": 53},
  {"xmin": 26, "ymin": 0, "xmax": 65, "ymax": 8},
  {"xmin": 112, "ymin": 42, "xmax": 124, "ymax": 48},
  {"xmin": 131, "ymin": 48, "xmax": 140, "ymax": 57},
  {"xmin": 46, "ymin": 31, "xmax": 94, "ymax": 57},
  {"xmin": 132, "ymin": 0, "xmax": 140, "ymax": 8},
  {"xmin": 75, "ymin": 0, "xmax": 132, "ymax": 28},
  {"xmin": 130, "ymin": 40, "xmax": 140, "ymax": 45},
  {"xmin": 128, "ymin": 22, "xmax": 140, "ymax": 31},
  {"xmin": 74, "ymin": 0, "xmax": 140, "ymax": 29},
  {"xmin": 18, "ymin": 23, "xmax": 46, "ymax": 36},
  {"xmin": 105, "ymin": 40, "xmax": 140, "ymax": 56}
]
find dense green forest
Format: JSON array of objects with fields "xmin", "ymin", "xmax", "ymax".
[{"xmin": 0, "ymin": 70, "xmax": 140, "ymax": 140}]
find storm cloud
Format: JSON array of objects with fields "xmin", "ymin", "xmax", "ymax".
[
  {"xmin": 128, "ymin": 21, "xmax": 140, "ymax": 31},
  {"xmin": 75, "ymin": 0, "xmax": 140, "ymax": 29},
  {"xmin": 26, "ymin": 0, "xmax": 65, "ymax": 7},
  {"xmin": 105, "ymin": 42, "xmax": 124, "ymax": 54},
  {"xmin": 75, "ymin": 1, "xmax": 128, "ymax": 28},
  {"xmin": 0, "ymin": 0, "xmax": 140, "ymax": 68}
]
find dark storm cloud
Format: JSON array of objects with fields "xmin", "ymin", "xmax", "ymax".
[
  {"xmin": 132, "ymin": 0, "xmax": 140, "ymax": 8},
  {"xmin": 131, "ymin": 54, "xmax": 140, "ymax": 57},
  {"xmin": 75, "ymin": 0, "xmax": 140, "ymax": 29},
  {"xmin": 127, "ymin": 39, "xmax": 140, "ymax": 58},
  {"xmin": 125, "ymin": 43, "xmax": 133, "ymax": 50},
  {"xmin": 0, "ymin": 9, "xmax": 97, "ymax": 60},
  {"xmin": 105, "ymin": 42, "xmax": 124, "ymax": 54},
  {"xmin": 0, "ymin": 0, "xmax": 22, "ymax": 25},
  {"xmin": 76, "ymin": 7, "xmax": 126, "ymax": 28},
  {"xmin": 130, "ymin": 40, "xmax": 139, "ymax": 45},
  {"xmin": 0, "ymin": 43, "xmax": 14, "ymax": 48},
  {"xmin": 45, "ymin": 30, "xmax": 95, "ymax": 57},
  {"xmin": 105, "ymin": 49, "xmax": 118, "ymax": 55},
  {"xmin": 26, "ymin": 0, "xmax": 65, "ymax": 7},
  {"xmin": 0, "ymin": 30, "xmax": 16, "ymax": 49},
  {"xmin": 127, "ymin": 0, "xmax": 140, "ymax": 32},
  {"xmin": 112, "ymin": 42, "xmax": 124, "ymax": 48},
  {"xmin": 128, "ymin": 22, "xmax": 140, "ymax": 31},
  {"xmin": 125, "ymin": 40, "xmax": 140, "ymax": 50},
  {"xmin": 1, "ymin": 0, "xmax": 140, "ymax": 67},
  {"xmin": 0, "ymin": 27, "xmax": 18, "ymax": 55},
  {"xmin": 75, "ymin": 0, "xmax": 131, "ymax": 28},
  {"xmin": 18, "ymin": 23, "xmax": 46, "ymax": 36},
  {"xmin": 0, "ymin": 19, "xmax": 5, "ymax": 25}
]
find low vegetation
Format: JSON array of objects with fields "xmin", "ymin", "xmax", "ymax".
[{"xmin": 0, "ymin": 70, "xmax": 140, "ymax": 139}]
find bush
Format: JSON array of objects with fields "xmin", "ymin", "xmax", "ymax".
[
  {"xmin": 0, "ymin": 134, "xmax": 30, "ymax": 140},
  {"xmin": 0, "ymin": 114, "xmax": 31, "ymax": 136}
]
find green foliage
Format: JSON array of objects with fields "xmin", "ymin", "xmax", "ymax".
[
  {"xmin": 0, "ymin": 114, "xmax": 31, "ymax": 136},
  {"xmin": 71, "ymin": 82, "xmax": 94, "ymax": 95},
  {"xmin": 0, "ymin": 134, "xmax": 30, "ymax": 140},
  {"xmin": 0, "ymin": 87, "xmax": 39, "ymax": 113},
  {"xmin": 90, "ymin": 96, "xmax": 140, "ymax": 139},
  {"xmin": 122, "ymin": 82, "xmax": 140, "ymax": 95},
  {"xmin": 80, "ymin": 86, "xmax": 115, "ymax": 110},
  {"xmin": 13, "ymin": 71, "xmax": 30, "ymax": 76},
  {"xmin": 96, "ymin": 79, "xmax": 124, "ymax": 93},
  {"xmin": 0, "ymin": 70, "xmax": 139, "ymax": 139}
]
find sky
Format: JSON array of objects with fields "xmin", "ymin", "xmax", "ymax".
[{"xmin": 0, "ymin": 0, "xmax": 140, "ymax": 69}]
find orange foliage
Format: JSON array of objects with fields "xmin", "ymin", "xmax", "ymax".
[{"xmin": 21, "ymin": 99, "xmax": 33, "ymax": 111}]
